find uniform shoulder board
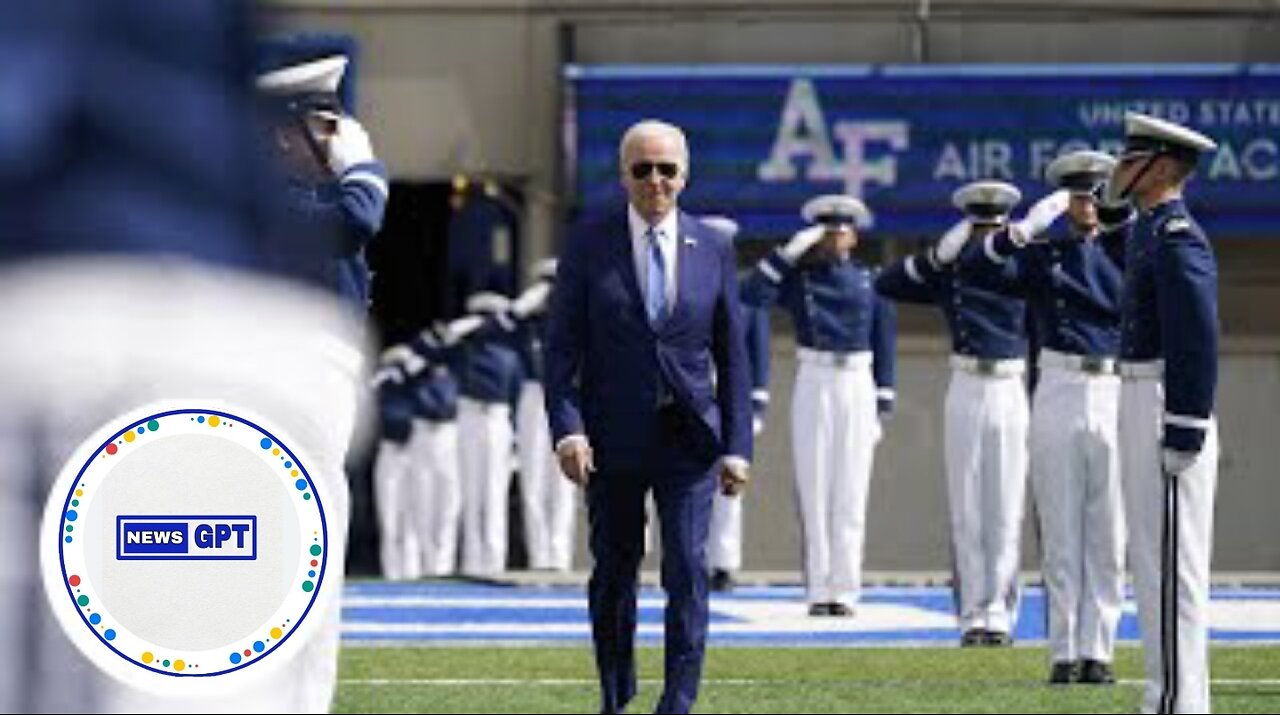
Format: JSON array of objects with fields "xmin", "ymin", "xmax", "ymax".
[{"xmin": 1161, "ymin": 217, "xmax": 1193, "ymax": 234}]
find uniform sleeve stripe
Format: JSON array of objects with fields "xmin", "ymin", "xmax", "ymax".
[
  {"xmin": 984, "ymin": 234, "xmax": 1007, "ymax": 263},
  {"xmin": 759, "ymin": 260, "xmax": 783, "ymax": 284},
  {"xmin": 342, "ymin": 170, "xmax": 390, "ymax": 199},
  {"xmin": 877, "ymin": 388, "xmax": 896, "ymax": 401},
  {"xmin": 905, "ymin": 256, "xmax": 924, "ymax": 284},
  {"xmin": 1164, "ymin": 412, "xmax": 1211, "ymax": 430},
  {"xmin": 751, "ymin": 389, "xmax": 770, "ymax": 402}
]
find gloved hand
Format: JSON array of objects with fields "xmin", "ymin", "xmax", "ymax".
[
  {"xmin": 327, "ymin": 116, "xmax": 376, "ymax": 175},
  {"xmin": 928, "ymin": 219, "xmax": 972, "ymax": 267},
  {"xmin": 442, "ymin": 315, "xmax": 485, "ymax": 345},
  {"xmin": 511, "ymin": 281, "xmax": 552, "ymax": 319},
  {"xmin": 778, "ymin": 225, "xmax": 826, "ymax": 263},
  {"xmin": 1093, "ymin": 181, "xmax": 1136, "ymax": 230},
  {"xmin": 465, "ymin": 292, "xmax": 511, "ymax": 315},
  {"xmin": 1009, "ymin": 190, "xmax": 1069, "ymax": 244},
  {"xmin": 877, "ymin": 398, "xmax": 895, "ymax": 419},
  {"xmin": 1163, "ymin": 448, "xmax": 1200, "ymax": 477},
  {"xmin": 751, "ymin": 397, "xmax": 768, "ymax": 437}
]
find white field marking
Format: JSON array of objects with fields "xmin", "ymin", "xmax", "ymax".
[{"xmin": 338, "ymin": 677, "xmax": 1280, "ymax": 688}]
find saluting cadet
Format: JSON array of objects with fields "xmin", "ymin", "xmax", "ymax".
[
  {"xmin": 875, "ymin": 181, "xmax": 1040, "ymax": 645},
  {"xmin": 971, "ymin": 151, "xmax": 1127, "ymax": 683},
  {"xmin": 743, "ymin": 195, "xmax": 896, "ymax": 617},
  {"xmin": 456, "ymin": 292, "xmax": 525, "ymax": 576},
  {"xmin": 1110, "ymin": 112, "xmax": 1220, "ymax": 715},
  {"xmin": 511, "ymin": 259, "xmax": 580, "ymax": 572},
  {"xmin": 702, "ymin": 216, "xmax": 773, "ymax": 593},
  {"xmin": 404, "ymin": 328, "xmax": 464, "ymax": 577},
  {"xmin": 256, "ymin": 52, "xmax": 388, "ymax": 311},
  {"xmin": 371, "ymin": 348, "xmax": 425, "ymax": 580}
]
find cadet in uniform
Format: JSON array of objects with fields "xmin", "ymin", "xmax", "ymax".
[
  {"xmin": 511, "ymin": 259, "xmax": 579, "ymax": 572},
  {"xmin": 876, "ymin": 181, "xmax": 1035, "ymax": 644},
  {"xmin": 743, "ymin": 196, "xmax": 896, "ymax": 617},
  {"xmin": 405, "ymin": 328, "xmax": 464, "ymax": 576},
  {"xmin": 456, "ymin": 292, "xmax": 524, "ymax": 576},
  {"xmin": 971, "ymin": 151, "xmax": 1127, "ymax": 683},
  {"xmin": 1110, "ymin": 112, "xmax": 1220, "ymax": 715},
  {"xmin": 702, "ymin": 216, "xmax": 772, "ymax": 593},
  {"xmin": 257, "ymin": 53, "xmax": 388, "ymax": 311},
  {"xmin": 371, "ymin": 349, "xmax": 424, "ymax": 580}
]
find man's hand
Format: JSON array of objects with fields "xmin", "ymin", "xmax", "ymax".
[
  {"xmin": 719, "ymin": 458, "xmax": 750, "ymax": 497},
  {"xmin": 778, "ymin": 225, "xmax": 826, "ymax": 263},
  {"xmin": 327, "ymin": 116, "xmax": 376, "ymax": 175},
  {"xmin": 557, "ymin": 436, "xmax": 595, "ymax": 487}
]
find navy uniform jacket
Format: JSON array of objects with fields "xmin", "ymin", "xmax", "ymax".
[
  {"xmin": 0, "ymin": 1, "xmax": 278, "ymax": 271},
  {"xmin": 513, "ymin": 312, "xmax": 549, "ymax": 385},
  {"xmin": 454, "ymin": 315, "xmax": 524, "ymax": 408},
  {"xmin": 742, "ymin": 248, "xmax": 896, "ymax": 407},
  {"xmin": 1121, "ymin": 199, "xmax": 1219, "ymax": 453},
  {"xmin": 744, "ymin": 304, "xmax": 772, "ymax": 418},
  {"xmin": 406, "ymin": 334, "xmax": 461, "ymax": 423},
  {"xmin": 876, "ymin": 240, "xmax": 1027, "ymax": 360},
  {"xmin": 283, "ymin": 160, "xmax": 388, "ymax": 308},
  {"xmin": 544, "ymin": 210, "xmax": 753, "ymax": 472},
  {"xmin": 970, "ymin": 226, "xmax": 1124, "ymax": 357},
  {"xmin": 373, "ymin": 365, "xmax": 417, "ymax": 445}
]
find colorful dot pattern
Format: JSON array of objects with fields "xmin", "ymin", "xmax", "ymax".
[{"xmin": 63, "ymin": 411, "xmax": 325, "ymax": 678}]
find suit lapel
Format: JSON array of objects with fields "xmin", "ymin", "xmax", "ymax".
[
  {"xmin": 609, "ymin": 212, "xmax": 653, "ymax": 332},
  {"xmin": 663, "ymin": 212, "xmax": 699, "ymax": 334}
]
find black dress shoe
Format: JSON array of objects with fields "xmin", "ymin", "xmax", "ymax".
[
  {"xmin": 984, "ymin": 631, "xmax": 1013, "ymax": 647},
  {"xmin": 828, "ymin": 602, "xmax": 855, "ymax": 617},
  {"xmin": 710, "ymin": 568, "xmax": 736, "ymax": 592},
  {"xmin": 1049, "ymin": 661, "xmax": 1079, "ymax": 684},
  {"xmin": 808, "ymin": 603, "xmax": 832, "ymax": 617},
  {"xmin": 1078, "ymin": 659, "xmax": 1116, "ymax": 685},
  {"xmin": 960, "ymin": 628, "xmax": 986, "ymax": 647}
]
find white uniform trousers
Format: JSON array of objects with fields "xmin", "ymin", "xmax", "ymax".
[
  {"xmin": 945, "ymin": 367, "xmax": 1029, "ymax": 635},
  {"xmin": 458, "ymin": 398, "xmax": 514, "ymax": 577},
  {"xmin": 515, "ymin": 382, "xmax": 577, "ymax": 571},
  {"xmin": 409, "ymin": 418, "xmax": 461, "ymax": 576},
  {"xmin": 374, "ymin": 438, "xmax": 420, "ymax": 580},
  {"xmin": 0, "ymin": 258, "xmax": 364, "ymax": 713},
  {"xmin": 1121, "ymin": 373, "xmax": 1218, "ymax": 715},
  {"xmin": 791, "ymin": 353, "xmax": 881, "ymax": 607},
  {"xmin": 1030, "ymin": 361, "xmax": 1126, "ymax": 664}
]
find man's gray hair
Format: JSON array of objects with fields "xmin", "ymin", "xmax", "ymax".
[{"xmin": 618, "ymin": 119, "xmax": 690, "ymax": 172}]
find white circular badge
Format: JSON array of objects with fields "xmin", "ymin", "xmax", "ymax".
[{"xmin": 40, "ymin": 402, "xmax": 332, "ymax": 694}]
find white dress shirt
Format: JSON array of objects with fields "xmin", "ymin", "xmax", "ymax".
[{"xmin": 628, "ymin": 204, "xmax": 680, "ymax": 312}]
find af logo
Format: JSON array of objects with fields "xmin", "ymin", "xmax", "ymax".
[
  {"xmin": 41, "ymin": 402, "xmax": 330, "ymax": 694},
  {"xmin": 758, "ymin": 77, "xmax": 911, "ymax": 220}
]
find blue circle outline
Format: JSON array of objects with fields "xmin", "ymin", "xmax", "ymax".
[{"xmin": 57, "ymin": 408, "xmax": 329, "ymax": 678}]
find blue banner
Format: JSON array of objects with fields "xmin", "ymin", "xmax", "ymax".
[{"xmin": 566, "ymin": 64, "xmax": 1280, "ymax": 241}]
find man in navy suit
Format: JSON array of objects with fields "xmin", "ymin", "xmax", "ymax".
[{"xmin": 544, "ymin": 120, "xmax": 753, "ymax": 714}]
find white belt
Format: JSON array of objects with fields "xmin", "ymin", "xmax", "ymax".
[
  {"xmin": 949, "ymin": 354, "xmax": 1026, "ymax": 377},
  {"xmin": 797, "ymin": 347, "xmax": 872, "ymax": 370},
  {"xmin": 1120, "ymin": 360, "xmax": 1164, "ymax": 379},
  {"xmin": 1039, "ymin": 349, "xmax": 1119, "ymax": 376}
]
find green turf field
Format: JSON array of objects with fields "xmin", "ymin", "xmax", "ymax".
[{"xmin": 335, "ymin": 645, "xmax": 1280, "ymax": 713}]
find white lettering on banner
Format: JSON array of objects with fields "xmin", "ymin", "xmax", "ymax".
[
  {"xmin": 933, "ymin": 141, "xmax": 1014, "ymax": 181},
  {"xmin": 1198, "ymin": 100, "xmax": 1280, "ymax": 128},
  {"xmin": 1208, "ymin": 140, "xmax": 1280, "ymax": 181},
  {"xmin": 831, "ymin": 121, "xmax": 910, "ymax": 209},
  {"xmin": 758, "ymin": 79, "xmax": 843, "ymax": 183},
  {"xmin": 1077, "ymin": 100, "xmax": 1193, "ymax": 128}
]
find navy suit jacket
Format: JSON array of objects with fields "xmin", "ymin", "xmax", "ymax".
[{"xmin": 544, "ymin": 209, "xmax": 753, "ymax": 473}]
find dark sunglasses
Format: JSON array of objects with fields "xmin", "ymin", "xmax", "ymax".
[{"xmin": 629, "ymin": 161, "xmax": 680, "ymax": 180}]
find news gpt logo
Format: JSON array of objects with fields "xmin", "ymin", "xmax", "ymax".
[{"xmin": 41, "ymin": 403, "xmax": 331, "ymax": 692}]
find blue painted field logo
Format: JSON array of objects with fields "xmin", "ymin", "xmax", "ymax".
[{"xmin": 117, "ymin": 516, "xmax": 258, "ymax": 560}]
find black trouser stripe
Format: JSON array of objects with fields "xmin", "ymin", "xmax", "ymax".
[{"xmin": 1159, "ymin": 470, "xmax": 1180, "ymax": 714}]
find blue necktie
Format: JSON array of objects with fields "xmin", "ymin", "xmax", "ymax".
[{"xmin": 645, "ymin": 227, "xmax": 668, "ymax": 324}]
